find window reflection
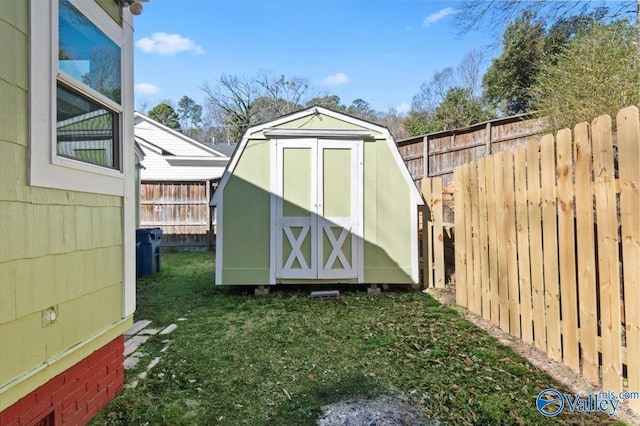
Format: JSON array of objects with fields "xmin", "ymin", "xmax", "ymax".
[
  {"xmin": 57, "ymin": 83, "xmax": 118, "ymax": 168},
  {"xmin": 59, "ymin": 0, "xmax": 121, "ymax": 103}
]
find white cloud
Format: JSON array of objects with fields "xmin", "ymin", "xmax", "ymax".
[
  {"xmin": 135, "ymin": 32, "xmax": 204, "ymax": 56},
  {"xmin": 422, "ymin": 8, "xmax": 458, "ymax": 27},
  {"xmin": 322, "ymin": 72, "xmax": 349, "ymax": 86},
  {"xmin": 135, "ymin": 83, "xmax": 161, "ymax": 95},
  {"xmin": 395, "ymin": 102, "xmax": 411, "ymax": 114}
]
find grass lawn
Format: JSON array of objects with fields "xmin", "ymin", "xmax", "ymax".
[{"xmin": 91, "ymin": 252, "xmax": 621, "ymax": 425}]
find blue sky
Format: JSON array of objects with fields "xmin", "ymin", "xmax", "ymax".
[{"xmin": 132, "ymin": 1, "xmax": 496, "ymax": 115}]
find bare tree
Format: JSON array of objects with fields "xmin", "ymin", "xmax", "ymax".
[
  {"xmin": 202, "ymin": 72, "xmax": 312, "ymax": 141},
  {"xmin": 411, "ymin": 67, "xmax": 456, "ymax": 113},
  {"xmin": 455, "ymin": 1, "xmax": 638, "ymax": 36},
  {"xmin": 202, "ymin": 75, "xmax": 259, "ymax": 141},
  {"xmin": 456, "ymin": 50, "xmax": 486, "ymax": 98},
  {"xmin": 136, "ymin": 98, "xmax": 150, "ymax": 114},
  {"xmin": 380, "ymin": 109, "xmax": 408, "ymax": 140},
  {"xmin": 255, "ymin": 70, "xmax": 309, "ymax": 117}
]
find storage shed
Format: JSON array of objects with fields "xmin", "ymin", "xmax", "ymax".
[{"xmin": 211, "ymin": 107, "xmax": 423, "ymax": 286}]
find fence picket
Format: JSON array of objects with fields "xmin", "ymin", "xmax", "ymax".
[
  {"xmin": 463, "ymin": 164, "xmax": 475, "ymax": 310},
  {"xmin": 421, "ymin": 178, "xmax": 433, "ymax": 288},
  {"xmin": 573, "ymin": 122, "xmax": 599, "ymax": 383},
  {"xmin": 593, "ymin": 114, "xmax": 624, "ymax": 393},
  {"xmin": 556, "ymin": 128, "xmax": 579, "ymax": 372},
  {"xmin": 469, "ymin": 164, "xmax": 482, "ymax": 315},
  {"xmin": 617, "ymin": 106, "xmax": 640, "ymax": 412},
  {"xmin": 540, "ymin": 134, "xmax": 562, "ymax": 362},
  {"xmin": 432, "ymin": 178, "xmax": 445, "ymax": 289},
  {"xmin": 503, "ymin": 151, "xmax": 520, "ymax": 337},
  {"xmin": 477, "ymin": 158, "xmax": 491, "ymax": 321},
  {"xmin": 527, "ymin": 140, "xmax": 547, "ymax": 352},
  {"xmin": 454, "ymin": 168, "xmax": 467, "ymax": 306},
  {"xmin": 492, "ymin": 152, "xmax": 510, "ymax": 332},
  {"xmin": 514, "ymin": 146, "xmax": 533, "ymax": 344},
  {"xmin": 484, "ymin": 155, "xmax": 500, "ymax": 326}
]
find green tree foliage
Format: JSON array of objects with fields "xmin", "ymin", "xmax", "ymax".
[
  {"xmin": 482, "ymin": 11, "xmax": 546, "ymax": 115},
  {"xmin": 432, "ymin": 88, "xmax": 492, "ymax": 131},
  {"xmin": 405, "ymin": 88, "xmax": 491, "ymax": 136},
  {"xmin": 305, "ymin": 95, "xmax": 346, "ymax": 111},
  {"xmin": 405, "ymin": 50, "xmax": 490, "ymax": 137},
  {"xmin": 346, "ymin": 98, "xmax": 378, "ymax": 122},
  {"xmin": 148, "ymin": 103, "xmax": 180, "ymax": 130},
  {"xmin": 532, "ymin": 21, "xmax": 640, "ymax": 131},
  {"xmin": 482, "ymin": 8, "xmax": 612, "ymax": 116},
  {"xmin": 177, "ymin": 96, "xmax": 203, "ymax": 133},
  {"xmin": 403, "ymin": 111, "xmax": 432, "ymax": 137}
]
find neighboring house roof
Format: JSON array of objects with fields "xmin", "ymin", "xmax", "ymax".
[
  {"xmin": 202, "ymin": 142, "xmax": 239, "ymax": 157},
  {"xmin": 135, "ymin": 112, "xmax": 230, "ymax": 181}
]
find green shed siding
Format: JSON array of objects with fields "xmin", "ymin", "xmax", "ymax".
[
  {"xmin": 214, "ymin": 107, "xmax": 421, "ymax": 286},
  {"xmin": 277, "ymin": 114, "xmax": 380, "ymax": 132},
  {"xmin": 221, "ymin": 139, "xmax": 271, "ymax": 284},
  {"xmin": 0, "ymin": 2, "xmax": 130, "ymax": 411},
  {"xmin": 363, "ymin": 139, "xmax": 413, "ymax": 283}
]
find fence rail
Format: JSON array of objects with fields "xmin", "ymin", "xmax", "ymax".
[{"xmin": 454, "ymin": 106, "xmax": 640, "ymax": 412}]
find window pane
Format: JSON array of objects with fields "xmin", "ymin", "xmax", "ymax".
[
  {"xmin": 59, "ymin": 0, "xmax": 121, "ymax": 103},
  {"xmin": 57, "ymin": 83, "xmax": 118, "ymax": 169}
]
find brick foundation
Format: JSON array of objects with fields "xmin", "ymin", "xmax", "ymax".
[{"xmin": 0, "ymin": 335, "xmax": 125, "ymax": 426}]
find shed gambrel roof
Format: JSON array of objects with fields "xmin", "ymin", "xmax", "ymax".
[
  {"xmin": 211, "ymin": 106, "xmax": 423, "ymax": 206},
  {"xmin": 135, "ymin": 112, "xmax": 230, "ymax": 181}
]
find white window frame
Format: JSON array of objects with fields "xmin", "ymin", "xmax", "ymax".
[
  {"xmin": 29, "ymin": 0, "xmax": 136, "ymax": 318},
  {"xmin": 29, "ymin": 0, "xmax": 134, "ymax": 197}
]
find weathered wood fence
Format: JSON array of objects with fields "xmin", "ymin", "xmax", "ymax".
[
  {"xmin": 419, "ymin": 176, "xmax": 452, "ymax": 289},
  {"xmin": 397, "ymin": 114, "xmax": 546, "ymax": 188},
  {"xmin": 454, "ymin": 106, "xmax": 639, "ymax": 412},
  {"xmin": 140, "ymin": 181, "xmax": 214, "ymax": 250}
]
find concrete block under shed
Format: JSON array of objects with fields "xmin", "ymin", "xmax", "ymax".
[{"xmin": 309, "ymin": 290, "xmax": 340, "ymax": 301}]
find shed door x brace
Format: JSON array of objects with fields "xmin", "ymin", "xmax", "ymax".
[{"xmin": 272, "ymin": 139, "xmax": 363, "ymax": 281}]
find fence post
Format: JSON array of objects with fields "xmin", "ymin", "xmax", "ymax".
[{"xmin": 484, "ymin": 122, "xmax": 492, "ymax": 156}]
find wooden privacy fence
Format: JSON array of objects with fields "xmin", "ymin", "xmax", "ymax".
[
  {"xmin": 397, "ymin": 114, "xmax": 546, "ymax": 188},
  {"xmin": 454, "ymin": 106, "xmax": 640, "ymax": 412},
  {"xmin": 419, "ymin": 176, "xmax": 451, "ymax": 289},
  {"xmin": 140, "ymin": 181, "xmax": 214, "ymax": 250}
]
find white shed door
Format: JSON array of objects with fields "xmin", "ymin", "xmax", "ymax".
[{"xmin": 274, "ymin": 139, "xmax": 362, "ymax": 281}]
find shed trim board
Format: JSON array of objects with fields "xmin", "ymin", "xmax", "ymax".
[
  {"xmin": 263, "ymin": 128, "xmax": 375, "ymax": 139},
  {"xmin": 212, "ymin": 106, "xmax": 423, "ymax": 286}
]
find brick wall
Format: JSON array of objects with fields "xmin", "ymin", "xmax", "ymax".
[{"xmin": 0, "ymin": 335, "xmax": 124, "ymax": 426}]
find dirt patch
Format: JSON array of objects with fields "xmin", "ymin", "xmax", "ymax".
[
  {"xmin": 317, "ymin": 396, "xmax": 439, "ymax": 426},
  {"xmin": 427, "ymin": 285, "xmax": 640, "ymax": 425}
]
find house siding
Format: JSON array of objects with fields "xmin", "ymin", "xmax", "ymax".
[{"xmin": 0, "ymin": 1, "xmax": 131, "ymax": 417}]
